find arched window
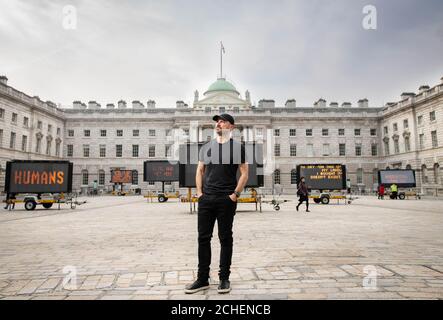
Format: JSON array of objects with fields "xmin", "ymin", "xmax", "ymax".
[
  {"xmin": 132, "ymin": 170, "xmax": 139, "ymax": 185},
  {"xmin": 274, "ymin": 170, "xmax": 281, "ymax": 185},
  {"xmin": 434, "ymin": 164, "xmax": 439, "ymax": 185},
  {"xmin": 98, "ymin": 170, "xmax": 105, "ymax": 186},
  {"xmin": 291, "ymin": 169, "xmax": 297, "ymax": 185},
  {"xmin": 422, "ymin": 165, "xmax": 428, "ymax": 184},
  {"xmin": 82, "ymin": 170, "xmax": 89, "ymax": 186}
]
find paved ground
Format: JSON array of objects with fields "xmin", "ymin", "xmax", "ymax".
[{"xmin": 0, "ymin": 194, "xmax": 442, "ymax": 300}]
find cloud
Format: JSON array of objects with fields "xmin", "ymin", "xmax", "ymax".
[{"xmin": 0, "ymin": 0, "xmax": 442, "ymax": 108}]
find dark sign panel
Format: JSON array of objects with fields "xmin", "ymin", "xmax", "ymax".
[
  {"xmin": 378, "ymin": 170, "xmax": 416, "ymax": 188},
  {"xmin": 5, "ymin": 161, "xmax": 73, "ymax": 194},
  {"xmin": 297, "ymin": 164, "xmax": 347, "ymax": 190},
  {"xmin": 179, "ymin": 143, "xmax": 264, "ymax": 188},
  {"xmin": 143, "ymin": 161, "xmax": 179, "ymax": 182},
  {"xmin": 111, "ymin": 170, "xmax": 133, "ymax": 184}
]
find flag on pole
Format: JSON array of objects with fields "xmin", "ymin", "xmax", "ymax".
[{"xmin": 221, "ymin": 42, "xmax": 225, "ymax": 54}]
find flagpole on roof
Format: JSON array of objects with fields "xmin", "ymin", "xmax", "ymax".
[{"xmin": 220, "ymin": 42, "xmax": 225, "ymax": 79}]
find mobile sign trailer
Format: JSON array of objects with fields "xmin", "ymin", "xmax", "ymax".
[
  {"xmin": 378, "ymin": 169, "xmax": 420, "ymax": 200},
  {"xmin": 3, "ymin": 160, "xmax": 86, "ymax": 211},
  {"xmin": 296, "ymin": 164, "xmax": 351, "ymax": 205},
  {"xmin": 110, "ymin": 169, "xmax": 133, "ymax": 196},
  {"xmin": 143, "ymin": 161, "xmax": 180, "ymax": 202}
]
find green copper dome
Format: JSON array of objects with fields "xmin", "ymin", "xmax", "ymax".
[{"xmin": 204, "ymin": 78, "xmax": 240, "ymax": 96}]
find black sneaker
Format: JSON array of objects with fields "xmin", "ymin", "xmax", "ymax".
[
  {"xmin": 184, "ymin": 279, "xmax": 209, "ymax": 294},
  {"xmin": 218, "ymin": 280, "xmax": 231, "ymax": 294}
]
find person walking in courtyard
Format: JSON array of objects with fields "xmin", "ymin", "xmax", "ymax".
[
  {"xmin": 296, "ymin": 177, "xmax": 310, "ymax": 212},
  {"xmin": 185, "ymin": 113, "xmax": 248, "ymax": 295},
  {"xmin": 390, "ymin": 183, "xmax": 398, "ymax": 199},
  {"xmin": 378, "ymin": 184, "xmax": 385, "ymax": 200}
]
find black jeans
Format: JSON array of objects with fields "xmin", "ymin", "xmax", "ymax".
[
  {"xmin": 197, "ymin": 194, "xmax": 237, "ymax": 281},
  {"xmin": 297, "ymin": 195, "xmax": 309, "ymax": 210}
]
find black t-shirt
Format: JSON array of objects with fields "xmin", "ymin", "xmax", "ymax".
[{"xmin": 199, "ymin": 139, "xmax": 246, "ymax": 196}]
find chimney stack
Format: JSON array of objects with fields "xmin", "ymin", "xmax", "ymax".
[
  {"xmin": 285, "ymin": 99, "xmax": 296, "ymax": 108},
  {"xmin": 314, "ymin": 98, "xmax": 326, "ymax": 108},
  {"xmin": 329, "ymin": 102, "xmax": 338, "ymax": 108},
  {"xmin": 341, "ymin": 102, "xmax": 352, "ymax": 108},
  {"xmin": 418, "ymin": 85, "xmax": 430, "ymax": 94},
  {"xmin": 147, "ymin": 100, "xmax": 156, "ymax": 108},
  {"xmin": 176, "ymin": 101, "xmax": 185, "ymax": 108},
  {"xmin": 118, "ymin": 100, "xmax": 127, "ymax": 109},
  {"xmin": 106, "ymin": 103, "xmax": 115, "ymax": 109},
  {"xmin": 0, "ymin": 76, "xmax": 8, "ymax": 86},
  {"xmin": 132, "ymin": 100, "xmax": 144, "ymax": 109},
  {"xmin": 357, "ymin": 99, "xmax": 369, "ymax": 108},
  {"xmin": 401, "ymin": 92, "xmax": 415, "ymax": 100}
]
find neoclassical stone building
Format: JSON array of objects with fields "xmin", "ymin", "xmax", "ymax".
[{"xmin": 1, "ymin": 75, "xmax": 442, "ymax": 195}]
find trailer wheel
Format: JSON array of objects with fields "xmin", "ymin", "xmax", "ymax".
[
  {"xmin": 274, "ymin": 205, "xmax": 280, "ymax": 211},
  {"xmin": 42, "ymin": 203, "xmax": 53, "ymax": 209},
  {"xmin": 321, "ymin": 197, "xmax": 330, "ymax": 205},
  {"xmin": 313, "ymin": 198, "xmax": 321, "ymax": 204},
  {"xmin": 398, "ymin": 193, "xmax": 406, "ymax": 200},
  {"xmin": 25, "ymin": 200, "xmax": 37, "ymax": 211},
  {"xmin": 158, "ymin": 195, "xmax": 167, "ymax": 203}
]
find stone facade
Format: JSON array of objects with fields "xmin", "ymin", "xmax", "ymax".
[{"xmin": 1, "ymin": 76, "xmax": 442, "ymax": 195}]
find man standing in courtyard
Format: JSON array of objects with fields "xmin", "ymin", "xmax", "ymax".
[{"xmin": 185, "ymin": 114, "xmax": 248, "ymax": 294}]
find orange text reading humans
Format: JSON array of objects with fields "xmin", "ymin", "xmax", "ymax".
[{"xmin": 14, "ymin": 171, "xmax": 64, "ymax": 185}]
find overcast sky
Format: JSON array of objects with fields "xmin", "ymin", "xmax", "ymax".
[{"xmin": 1, "ymin": 0, "xmax": 442, "ymax": 108}]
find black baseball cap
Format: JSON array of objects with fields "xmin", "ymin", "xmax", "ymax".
[{"xmin": 213, "ymin": 113, "xmax": 235, "ymax": 125}]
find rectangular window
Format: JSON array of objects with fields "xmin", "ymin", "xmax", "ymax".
[
  {"xmin": 384, "ymin": 140, "xmax": 390, "ymax": 155},
  {"xmin": 355, "ymin": 144, "xmax": 362, "ymax": 156},
  {"xmin": 430, "ymin": 111, "xmax": 436, "ymax": 122},
  {"xmin": 68, "ymin": 130, "xmax": 74, "ymax": 137},
  {"xmin": 12, "ymin": 113, "xmax": 18, "ymax": 124},
  {"xmin": 403, "ymin": 119, "xmax": 409, "ymax": 129},
  {"xmin": 37, "ymin": 121, "xmax": 42, "ymax": 130},
  {"xmin": 256, "ymin": 128, "xmax": 263, "ymax": 137},
  {"xmin": 339, "ymin": 144, "xmax": 346, "ymax": 156},
  {"xmin": 405, "ymin": 137, "xmax": 410, "ymax": 152},
  {"xmin": 45, "ymin": 141, "xmax": 51, "ymax": 156},
  {"xmin": 371, "ymin": 144, "xmax": 378, "ymax": 156},
  {"xmin": 431, "ymin": 131, "xmax": 438, "ymax": 148},
  {"xmin": 419, "ymin": 134, "xmax": 425, "ymax": 150},
  {"xmin": 274, "ymin": 129, "xmax": 280, "ymax": 137},
  {"xmin": 322, "ymin": 129, "xmax": 329, "ymax": 136},
  {"xmin": 100, "ymin": 145, "xmax": 106, "ymax": 158},
  {"xmin": 0, "ymin": 129, "xmax": 3, "ymax": 147},
  {"xmin": 149, "ymin": 129, "xmax": 156, "ymax": 137},
  {"xmin": 290, "ymin": 144, "xmax": 297, "ymax": 157},
  {"xmin": 83, "ymin": 144, "xmax": 90, "ymax": 157},
  {"xmin": 36, "ymin": 138, "xmax": 42, "ymax": 153},
  {"xmin": 10, "ymin": 132, "xmax": 16, "ymax": 149},
  {"xmin": 306, "ymin": 144, "xmax": 314, "ymax": 157},
  {"xmin": 183, "ymin": 129, "xmax": 189, "ymax": 136},
  {"xmin": 133, "ymin": 130, "xmax": 139, "ymax": 137},
  {"xmin": 393, "ymin": 123, "xmax": 398, "ymax": 132},
  {"xmin": 384, "ymin": 126, "xmax": 388, "ymax": 134},
  {"xmin": 149, "ymin": 145, "xmax": 155, "ymax": 157},
  {"xmin": 116, "ymin": 145, "xmax": 123, "ymax": 157},
  {"xmin": 48, "ymin": 124, "xmax": 52, "ymax": 133},
  {"xmin": 165, "ymin": 145, "xmax": 172, "ymax": 157},
  {"xmin": 23, "ymin": 117, "xmax": 29, "ymax": 127},
  {"xmin": 418, "ymin": 115, "xmax": 423, "ymax": 126},
  {"xmin": 338, "ymin": 129, "xmax": 345, "ymax": 136},
  {"xmin": 55, "ymin": 142, "xmax": 60, "ymax": 157},
  {"xmin": 99, "ymin": 172, "xmax": 105, "ymax": 185},
  {"xmin": 67, "ymin": 144, "xmax": 73, "ymax": 157},
  {"xmin": 132, "ymin": 145, "xmax": 139, "ymax": 157},
  {"xmin": 306, "ymin": 129, "xmax": 313, "ymax": 136},
  {"xmin": 322, "ymin": 144, "xmax": 330, "ymax": 156},
  {"xmin": 21, "ymin": 135, "xmax": 27, "ymax": 152},
  {"xmin": 274, "ymin": 144, "xmax": 280, "ymax": 157},
  {"xmin": 289, "ymin": 129, "xmax": 296, "ymax": 137},
  {"xmin": 117, "ymin": 130, "xmax": 123, "ymax": 137},
  {"xmin": 370, "ymin": 128, "xmax": 377, "ymax": 136},
  {"xmin": 0, "ymin": 108, "xmax": 4, "ymax": 119},
  {"xmin": 394, "ymin": 140, "xmax": 400, "ymax": 154},
  {"xmin": 233, "ymin": 107, "xmax": 240, "ymax": 113},
  {"xmin": 84, "ymin": 130, "xmax": 90, "ymax": 137},
  {"xmin": 354, "ymin": 129, "xmax": 361, "ymax": 136},
  {"xmin": 100, "ymin": 130, "xmax": 107, "ymax": 137},
  {"xmin": 57, "ymin": 127, "xmax": 61, "ymax": 135},
  {"xmin": 166, "ymin": 129, "xmax": 172, "ymax": 137}
]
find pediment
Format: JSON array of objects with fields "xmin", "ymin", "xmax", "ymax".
[{"xmin": 195, "ymin": 92, "xmax": 249, "ymax": 107}]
